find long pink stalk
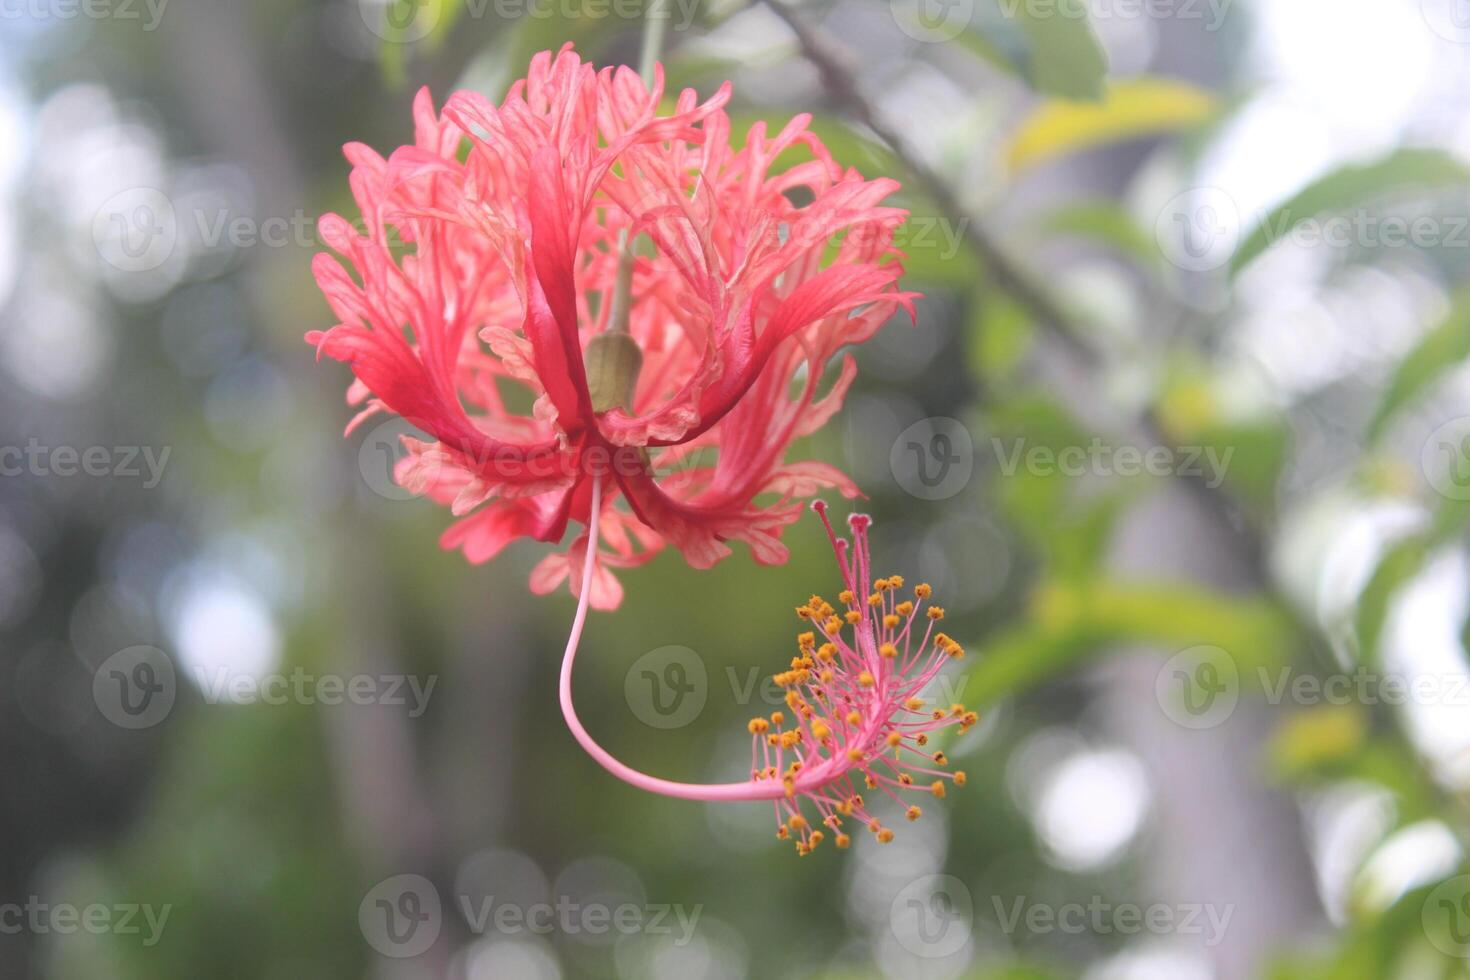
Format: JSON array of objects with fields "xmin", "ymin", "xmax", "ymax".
[{"xmin": 557, "ymin": 474, "xmax": 786, "ymax": 801}]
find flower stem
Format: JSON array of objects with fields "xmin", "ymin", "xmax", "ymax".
[
  {"xmin": 605, "ymin": 1, "xmax": 669, "ymax": 338},
  {"xmin": 557, "ymin": 474, "xmax": 785, "ymax": 802}
]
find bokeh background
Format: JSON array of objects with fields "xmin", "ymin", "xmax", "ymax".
[{"xmin": 3, "ymin": 0, "xmax": 1470, "ymax": 977}]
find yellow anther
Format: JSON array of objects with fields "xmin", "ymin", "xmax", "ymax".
[
  {"xmin": 914, "ymin": 583, "xmax": 932, "ymax": 598},
  {"xmin": 776, "ymin": 825, "xmax": 789, "ymax": 840},
  {"xmin": 809, "ymin": 830, "xmax": 824, "ymax": 847},
  {"xmin": 931, "ymin": 781, "xmax": 946, "ymax": 798},
  {"xmin": 771, "ymin": 711, "xmax": 785, "ymax": 726},
  {"xmin": 839, "ymin": 590, "xmax": 855, "ymax": 604},
  {"xmin": 877, "ymin": 828, "xmax": 895, "ymax": 844},
  {"xmin": 812, "ymin": 721, "xmax": 831, "ymax": 740},
  {"xmin": 858, "ymin": 671, "xmax": 875, "ymax": 687},
  {"xmin": 817, "ymin": 643, "xmax": 836, "ymax": 661},
  {"xmin": 789, "ymin": 814, "xmax": 808, "ymax": 832},
  {"xmin": 906, "ymin": 805, "xmax": 922, "ymax": 822},
  {"xmin": 889, "ymin": 575, "xmax": 904, "ymax": 588},
  {"xmin": 837, "ymin": 800, "xmax": 855, "ymax": 816},
  {"xmin": 905, "ymin": 697, "xmax": 925, "ymax": 711},
  {"xmin": 879, "ymin": 643, "xmax": 898, "ymax": 659},
  {"xmin": 883, "ymin": 614, "xmax": 901, "ymax": 629},
  {"xmin": 845, "ymin": 610, "xmax": 861, "ymax": 624},
  {"xmin": 954, "ymin": 771, "xmax": 967, "ymax": 786},
  {"xmin": 896, "ymin": 601, "xmax": 914, "ymax": 616},
  {"xmin": 748, "ymin": 718, "xmax": 770, "ymax": 734},
  {"xmin": 933, "ymin": 751, "xmax": 948, "ymax": 766},
  {"xmin": 835, "ymin": 833, "xmax": 851, "ymax": 849},
  {"xmin": 797, "ymin": 631, "xmax": 815, "ymax": 647},
  {"xmin": 927, "ymin": 606, "xmax": 945, "ymax": 620},
  {"xmin": 898, "ymin": 773, "xmax": 913, "ymax": 786},
  {"xmin": 886, "ymin": 731, "xmax": 903, "ymax": 748},
  {"xmin": 916, "ymin": 733, "xmax": 929, "ymax": 746},
  {"xmin": 824, "ymin": 616, "xmax": 843, "ymax": 633},
  {"xmin": 868, "ymin": 593, "xmax": 882, "ymax": 607},
  {"xmin": 847, "ymin": 748, "xmax": 865, "ymax": 761},
  {"xmin": 865, "ymin": 774, "xmax": 878, "ymax": 789},
  {"xmin": 845, "ymin": 711, "xmax": 861, "ymax": 725}
]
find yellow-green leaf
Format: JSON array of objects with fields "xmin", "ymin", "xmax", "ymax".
[{"xmin": 1008, "ymin": 77, "xmax": 1219, "ymax": 174}]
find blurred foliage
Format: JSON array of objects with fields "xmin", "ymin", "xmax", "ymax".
[{"xmin": 5, "ymin": 0, "xmax": 1470, "ymax": 979}]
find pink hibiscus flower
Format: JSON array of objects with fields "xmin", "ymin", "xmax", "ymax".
[{"xmin": 309, "ymin": 45, "xmax": 914, "ymax": 608}]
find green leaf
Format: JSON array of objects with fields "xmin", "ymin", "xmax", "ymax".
[
  {"xmin": 1232, "ymin": 148, "xmax": 1470, "ymax": 275},
  {"xmin": 1008, "ymin": 0, "xmax": 1109, "ymax": 101},
  {"xmin": 1368, "ymin": 289, "xmax": 1470, "ymax": 443},
  {"xmin": 1008, "ymin": 77, "xmax": 1218, "ymax": 172},
  {"xmin": 1355, "ymin": 495, "xmax": 1470, "ymax": 667},
  {"xmin": 966, "ymin": 580, "xmax": 1296, "ymax": 704},
  {"xmin": 1036, "ymin": 201, "xmax": 1163, "ymax": 270}
]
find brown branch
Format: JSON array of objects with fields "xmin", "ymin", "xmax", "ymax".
[{"xmin": 757, "ymin": 0, "xmax": 1098, "ymax": 365}]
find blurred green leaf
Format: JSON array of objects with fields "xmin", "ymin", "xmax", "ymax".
[
  {"xmin": 969, "ymin": 291, "xmax": 1035, "ymax": 383},
  {"xmin": 1232, "ymin": 148, "xmax": 1470, "ymax": 274},
  {"xmin": 967, "ymin": 579, "xmax": 1296, "ymax": 704},
  {"xmin": 1267, "ymin": 705, "xmax": 1369, "ymax": 780},
  {"xmin": 1008, "ymin": 0, "xmax": 1109, "ymax": 101},
  {"xmin": 1368, "ymin": 289, "xmax": 1470, "ymax": 443},
  {"xmin": 1036, "ymin": 201, "xmax": 1164, "ymax": 270},
  {"xmin": 1354, "ymin": 494, "xmax": 1470, "ymax": 667},
  {"xmin": 1008, "ymin": 77, "xmax": 1218, "ymax": 172}
]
